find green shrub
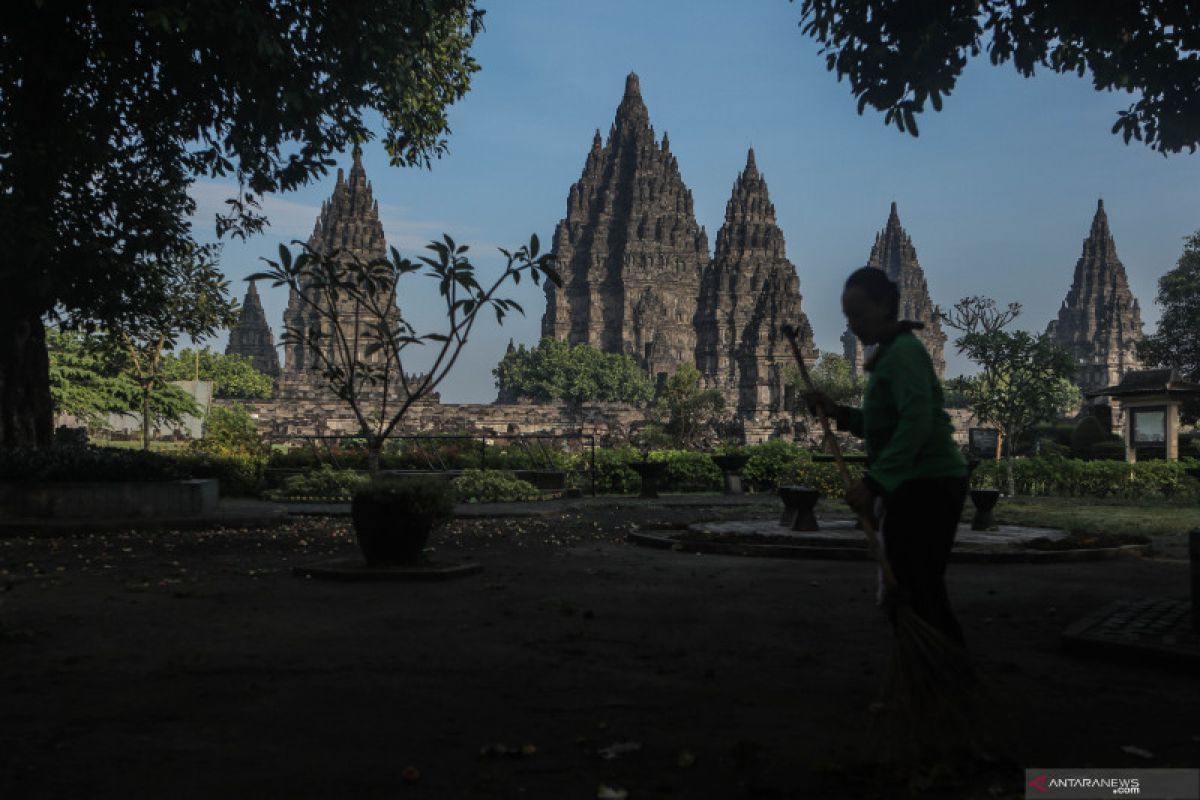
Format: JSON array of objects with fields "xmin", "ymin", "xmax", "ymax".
[
  {"xmin": 264, "ymin": 465, "xmax": 368, "ymax": 501},
  {"xmin": 742, "ymin": 440, "xmax": 810, "ymax": 491},
  {"xmin": 354, "ymin": 476, "xmax": 455, "ymax": 521},
  {"xmin": 1090, "ymin": 438, "xmax": 1127, "ymax": 461},
  {"xmin": 197, "ymin": 403, "xmax": 265, "ymax": 455},
  {"xmin": 970, "ymin": 456, "xmax": 1199, "ymax": 499},
  {"xmin": 787, "ymin": 461, "xmax": 864, "ymax": 497},
  {"xmin": 0, "ymin": 445, "xmax": 186, "ymax": 483},
  {"xmin": 452, "ymin": 469, "xmax": 540, "ymax": 503},
  {"xmin": 183, "ymin": 452, "xmax": 267, "ymax": 497},
  {"xmin": 648, "ymin": 450, "xmax": 722, "ymax": 492},
  {"xmin": 570, "ymin": 444, "xmax": 640, "ymax": 495},
  {"xmin": 1070, "ymin": 416, "xmax": 1108, "ymax": 459}
]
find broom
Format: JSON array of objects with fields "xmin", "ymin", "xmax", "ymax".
[{"xmin": 781, "ymin": 324, "xmax": 987, "ymax": 773}]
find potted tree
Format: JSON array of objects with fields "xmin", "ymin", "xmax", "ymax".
[
  {"xmin": 628, "ymin": 424, "xmax": 671, "ymax": 499},
  {"xmin": 351, "ymin": 477, "xmax": 455, "ymax": 566}
]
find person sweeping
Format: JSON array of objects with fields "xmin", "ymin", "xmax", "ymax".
[
  {"xmin": 803, "ymin": 266, "xmax": 969, "ymax": 645},
  {"xmin": 789, "ymin": 267, "xmax": 987, "ymax": 774}
]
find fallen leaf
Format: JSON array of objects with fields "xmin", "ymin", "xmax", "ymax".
[
  {"xmin": 400, "ymin": 765, "xmax": 420, "ymax": 783},
  {"xmin": 597, "ymin": 785, "xmax": 629, "ymax": 800},
  {"xmin": 677, "ymin": 750, "xmax": 696, "ymax": 768},
  {"xmin": 598, "ymin": 741, "xmax": 642, "ymax": 760},
  {"xmin": 1121, "ymin": 745, "xmax": 1153, "ymax": 759}
]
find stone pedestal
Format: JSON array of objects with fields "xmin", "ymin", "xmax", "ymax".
[
  {"xmin": 970, "ymin": 489, "xmax": 1001, "ymax": 531},
  {"xmin": 711, "ymin": 454, "xmax": 749, "ymax": 495},
  {"xmin": 630, "ymin": 461, "xmax": 668, "ymax": 500},
  {"xmin": 778, "ymin": 485, "xmax": 819, "ymax": 531}
]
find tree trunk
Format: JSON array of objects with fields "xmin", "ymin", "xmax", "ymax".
[
  {"xmin": 0, "ymin": 311, "xmax": 53, "ymax": 449},
  {"xmin": 141, "ymin": 387, "xmax": 152, "ymax": 452},
  {"xmin": 367, "ymin": 442, "xmax": 381, "ymax": 478}
]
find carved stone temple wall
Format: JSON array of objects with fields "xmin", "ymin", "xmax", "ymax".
[
  {"xmin": 542, "ymin": 73, "xmax": 714, "ymax": 383},
  {"xmin": 695, "ymin": 147, "xmax": 817, "ymax": 433},
  {"xmin": 842, "ymin": 203, "xmax": 947, "ymax": 378},
  {"xmin": 275, "ymin": 145, "xmax": 403, "ymax": 400},
  {"xmin": 540, "ymin": 73, "xmax": 819, "ymax": 437},
  {"xmin": 225, "ymin": 281, "xmax": 280, "ymax": 378},
  {"xmin": 1045, "ymin": 199, "xmax": 1144, "ymax": 400}
]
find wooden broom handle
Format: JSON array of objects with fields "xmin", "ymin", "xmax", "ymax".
[{"xmin": 782, "ymin": 325, "xmax": 897, "ymax": 588}]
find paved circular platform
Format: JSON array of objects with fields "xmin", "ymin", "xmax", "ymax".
[{"xmin": 627, "ymin": 517, "xmax": 1151, "ymax": 563}]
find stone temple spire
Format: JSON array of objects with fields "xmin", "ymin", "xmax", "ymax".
[
  {"xmin": 1046, "ymin": 198, "xmax": 1144, "ymax": 398},
  {"xmin": 225, "ymin": 280, "xmax": 280, "ymax": 378},
  {"xmin": 542, "ymin": 72, "xmax": 708, "ymax": 380},
  {"xmin": 842, "ymin": 203, "xmax": 947, "ymax": 377},
  {"xmin": 281, "ymin": 145, "xmax": 400, "ymax": 378},
  {"xmin": 697, "ymin": 148, "xmax": 817, "ymax": 423}
]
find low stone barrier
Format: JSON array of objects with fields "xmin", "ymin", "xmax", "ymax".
[{"xmin": 0, "ymin": 479, "xmax": 219, "ymax": 520}]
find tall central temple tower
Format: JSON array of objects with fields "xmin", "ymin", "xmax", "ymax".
[{"xmin": 541, "ymin": 73, "xmax": 710, "ymax": 381}]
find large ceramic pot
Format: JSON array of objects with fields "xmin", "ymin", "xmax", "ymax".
[
  {"xmin": 629, "ymin": 461, "xmax": 669, "ymax": 499},
  {"xmin": 351, "ymin": 479, "xmax": 454, "ymax": 566}
]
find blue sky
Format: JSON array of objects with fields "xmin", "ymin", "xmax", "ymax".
[{"xmin": 190, "ymin": 0, "xmax": 1200, "ymax": 402}]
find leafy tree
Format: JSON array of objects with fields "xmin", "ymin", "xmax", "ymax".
[
  {"xmin": 106, "ymin": 247, "xmax": 238, "ymax": 449},
  {"xmin": 785, "ymin": 353, "xmax": 864, "ymax": 410},
  {"xmin": 1138, "ymin": 230, "xmax": 1200, "ymax": 424},
  {"xmin": 493, "ymin": 338, "xmax": 655, "ymax": 407},
  {"xmin": 162, "ymin": 349, "xmax": 274, "ymax": 400},
  {"xmin": 252, "ymin": 235, "xmax": 559, "ymax": 475},
  {"xmin": 654, "ymin": 363, "xmax": 726, "ymax": 450},
  {"xmin": 941, "ymin": 376, "xmax": 974, "ymax": 410},
  {"xmin": 46, "ymin": 328, "xmax": 138, "ymax": 429},
  {"xmin": 191, "ymin": 403, "xmax": 266, "ymax": 457},
  {"xmin": 0, "ymin": 0, "xmax": 484, "ymax": 448},
  {"xmin": 792, "ymin": 1, "xmax": 1200, "ymax": 153},
  {"xmin": 943, "ymin": 297, "xmax": 1079, "ymax": 494}
]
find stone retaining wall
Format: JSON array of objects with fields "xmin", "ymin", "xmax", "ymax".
[
  {"xmin": 0, "ymin": 479, "xmax": 219, "ymax": 520},
  {"xmin": 225, "ymin": 396, "xmax": 979, "ymax": 449}
]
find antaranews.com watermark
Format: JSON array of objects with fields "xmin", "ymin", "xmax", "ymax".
[{"xmin": 1026, "ymin": 768, "xmax": 1199, "ymax": 799}]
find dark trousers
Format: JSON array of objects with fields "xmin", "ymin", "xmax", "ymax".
[{"xmin": 880, "ymin": 476, "xmax": 969, "ymax": 646}]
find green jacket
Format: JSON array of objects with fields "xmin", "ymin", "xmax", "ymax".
[{"xmin": 836, "ymin": 330, "xmax": 966, "ymax": 494}]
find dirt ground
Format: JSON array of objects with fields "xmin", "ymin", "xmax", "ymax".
[{"xmin": 2, "ymin": 499, "xmax": 1198, "ymax": 799}]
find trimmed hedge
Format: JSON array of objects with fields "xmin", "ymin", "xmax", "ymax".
[
  {"xmin": 647, "ymin": 450, "xmax": 723, "ymax": 492},
  {"xmin": 264, "ymin": 465, "xmax": 368, "ymax": 502},
  {"xmin": 972, "ymin": 456, "xmax": 1200, "ymax": 499},
  {"xmin": 452, "ymin": 469, "xmax": 540, "ymax": 503},
  {"xmin": 0, "ymin": 445, "xmax": 268, "ymax": 497}
]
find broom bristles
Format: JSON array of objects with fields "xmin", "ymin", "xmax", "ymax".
[{"xmin": 869, "ymin": 603, "xmax": 991, "ymax": 769}]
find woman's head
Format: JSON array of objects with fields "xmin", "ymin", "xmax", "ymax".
[{"xmin": 842, "ymin": 267, "xmax": 900, "ymax": 345}]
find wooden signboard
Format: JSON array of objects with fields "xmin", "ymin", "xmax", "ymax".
[{"xmin": 968, "ymin": 427, "xmax": 1001, "ymax": 460}]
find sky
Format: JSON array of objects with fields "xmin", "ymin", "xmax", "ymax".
[{"xmin": 190, "ymin": 0, "xmax": 1200, "ymax": 403}]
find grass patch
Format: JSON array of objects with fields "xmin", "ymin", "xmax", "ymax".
[{"xmin": 984, "ymin": 496, "xmax": 1196, "ymax": 539}]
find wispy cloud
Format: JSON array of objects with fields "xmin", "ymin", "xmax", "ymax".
[{"xmin": 188, "ymin": 180, "xmax": 321, "ymax": 240}]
